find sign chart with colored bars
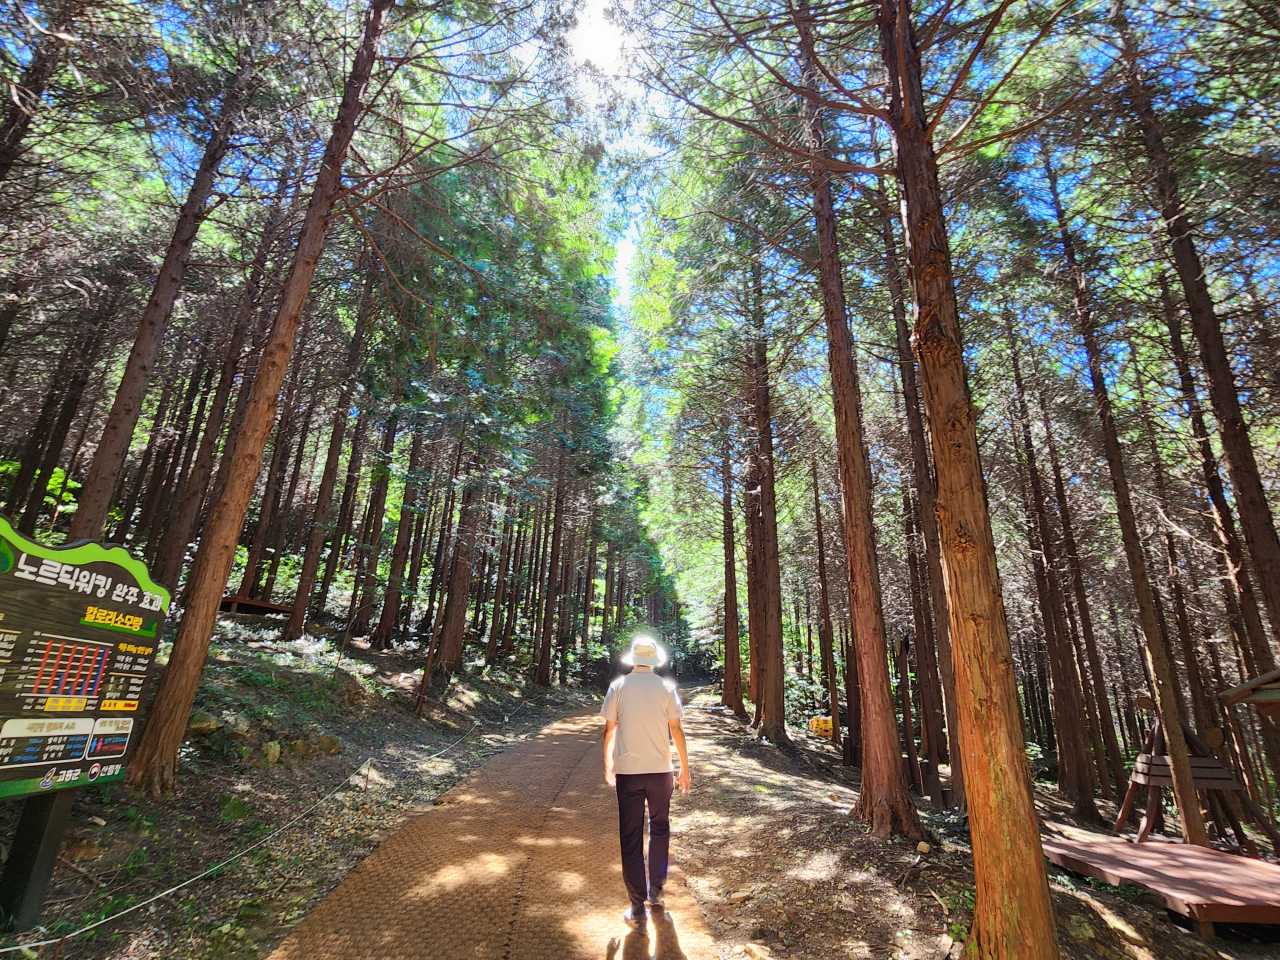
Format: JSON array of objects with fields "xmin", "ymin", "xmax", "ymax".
[
  {"xmin": 0, "ymin": 518, "xmax": 168, "ymax": 799},
  {"xmin": 20, "ymin": 634, "xmax": 112, "ymax": 712}
]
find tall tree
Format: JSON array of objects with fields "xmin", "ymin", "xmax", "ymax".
[
  {"xmin": 800, "ymin": 45, "xmax": 919, "ymax": 837},
  {"xmin": 876, "ymin": 1, "xmax": 1059, "ymax": 952}
]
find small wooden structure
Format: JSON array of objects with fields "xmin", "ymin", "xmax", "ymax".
[
  {"xmin": 219, "ymin": 594, "xmax": 293, "ymax": 616},
  {"xmin": 1221, "ymin": 666, "xmax": 1280, "ymax": 719},
  {"xmin": 1111, "ymin": 717, "xmax": 1280, "ymax": 857},
  {"xmin": 1042, "ymin": 834, "xmax": 1280, "ymax": 939}
]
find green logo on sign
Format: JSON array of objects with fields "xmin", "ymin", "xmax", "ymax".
[{"xmin": 0, "ymin": 538, "xmax": 14, "ymax": 575}]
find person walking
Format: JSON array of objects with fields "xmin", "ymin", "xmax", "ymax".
[{"xmin": 602, "ymin": 634, "xmax": 691, "ymax": 931}]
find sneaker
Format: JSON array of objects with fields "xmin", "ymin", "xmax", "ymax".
[
  {"xmin": 647, "ymin": 888, "xmax": 665, "ymax": 907},
  {"xmin": 623, "ymin": 906, "xmax": 647, "ymax": 930}
]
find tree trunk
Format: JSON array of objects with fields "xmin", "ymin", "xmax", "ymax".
[
  {"xmin": 109, "ymin": 363, "xmax": 178, "ymax": 547},
  {"xmin": 1113, "ymin": 2, "xmax": 1280, "ymax": 660},
  {"xmin": 500, "ymin": 510, "xmax": 529, "ymax": 654},
  {"xmin": 1063, "ymin": 591, "xmax": 1109, "ymax": 799},
  {"xmin": 69, "ymin": 50, "xmax": 257, "ymax": 541},
  {"xmin": 0, "ymin": 278, "xmax": 31, "ymax": 360},
  {"xmin": 282, "ymin": 267, "xmax": 368, "ymax": 632},
  {"xmin": 742, "ymin": 448, "xmax": 761, "ymax": 716},
  {"xmin": 351, "ymin": 417, "xmax": 399, "ymax": 634},
  {"xmin": 1009, "ymin": 329, "xmax": 1100, "ymax": 820},
  {"xmin": 580, "ymin": 530, "xmax": 597, "ymax": 650},
  {"xmin": 6, "ymin": 349, "xmax": 75, "ymax": 515},
  {"xmin": 842, "ymin": 621, "xmax": 861, "ymax": 765},
  {"xmin": 524, "ymin": 502, "xmax": 547, "ymax": 638},
  {"xmin": 811, "ymin": 460, "xmax": 841, "ymax": 747},
  {"xmin": 318, "ymin": 414, "xmax": 368, "ymax": 605},
  {"xmin": 154, "ymin": 358, "xmax": 215, "ymax": 553},
  {"xmin": 614, "ymin": 564, "xmax": 626, "ymax": 643},
  {"xmin": 285, "ymin": 406, "xmax": 351, "ymax": 639},
  {"xmin": 436, "ymin": 475, "xmax": 483, "ymax": 675},
  {"xmin": 18, "ymin": 310, "xmax": 109, "ymax": 533},
  {"xmin": 1042, "ymin": 151, "xmax": 1207, "ymax": 844},
  {"xmin": 260, "ymin": 393, "xmax": 315, "ymax": 600},
  {"xmin": 800, "ymin": 50, "xmax": 915, "ymax": 832},
  {"xmin": 535, "ymin": 465, "xmax": 566, "ymax": 686},
  {"xmin": 125, "ymin": 0, "xmax": 395, "ymax": 794},
  {"xmin": 601, "ymin": 540, "xmax": 615, "ymax": 639},
  {"xmin": 485, "ymin": 508, "xmax": 514, "ymax": 662},
  {"xmin": 370, "ymin": 431, "xmax": 424, "ymax": 649},
  {"xmin": 398, "ymin": 493, "xmax": 428, "ymax": 629},
  {"xmin": 722, "ymin": 434, "xmax": 746, "ymax": 717},
  {"xmin": 904, "ymin": 488, "xmax": 944, "ymax": 805},
  {"xmin": 237, "ymin": 409, "xmax": 293, "ymax": 599},
  {"xmin": 746, "ymin": 286, "xmax": 788, "ymax": 747},
  {"xmin": 896, "ymin": 635, "xmax": 923, "ymax": 793},
  {"xmin": 882, "ymin": 178, "xmax": 962, "ymax": 804},
  {"xmin": 1162, "ymin": 282, "xmax": 1280, "ymax": 771},
  {"xmin": 419, "ymin": 439, "xmax": 463, "ymax": 635},
  {"xmin": 1036, "ymin": 387, "xmax": 1125, "ymax": 795},
  {"xmin": 556, "ymin": 527, "xmax": 575, "ymax": 684},
  {"xmin": 875, "ymin": 0, "xmax": 1058, "ymax": 948}
]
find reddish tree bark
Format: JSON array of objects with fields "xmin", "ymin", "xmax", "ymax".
[
  {"xmin": 881, "ymin": 179, "xmax": 962, "ymax": 804},
  {"xmin": 800, "ymin": 46, "xmax": 915, "ymax": 833},
  {"xmin": 811, "ymin": 460, "xmax": 841, "ymax": 748},
  {"xmin": 875, "ymin": 0, "xmax": 1058, "ymax": 948},
  {"xmin": 904, "ymin": 488, "xmax": 943, "ymax": 806},
  {"xmin": 746, "ymin": 291, "xmax": 787, "ymax": 746},
  {"xmin": 435, "ymin": 476, "xmax": 483, "ymax": 675}
]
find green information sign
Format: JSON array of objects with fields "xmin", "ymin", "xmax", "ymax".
[{"xmin": 0, "ymin": 518, "xmax": 169, "ymax": 799}]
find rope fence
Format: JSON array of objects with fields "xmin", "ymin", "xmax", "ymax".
[{"xmin": 0, "ymin": 719, "xmax": 488, "ymax": 955}]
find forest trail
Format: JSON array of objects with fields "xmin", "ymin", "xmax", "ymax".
[{"xmin": 266, "ymin": 711, "xmax": 718, "ymax": 960}]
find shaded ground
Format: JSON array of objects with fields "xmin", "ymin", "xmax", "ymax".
[
  {"xmin": 0, "ymin": 615, "xmax": 597, "ymax": 959},
  {"xmin": 671, "ymin": 688, "xmax": 1280, "ymax": 960}
]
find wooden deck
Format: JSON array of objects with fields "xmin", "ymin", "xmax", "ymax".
[{"xmin": 1043, "ymin": 835, "xmax": 1280, "ymax": 937}]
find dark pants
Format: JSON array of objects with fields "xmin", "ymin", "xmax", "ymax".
[{"xmin": 615, "ymin": 772, "xmax": 673, "ymax": 909}]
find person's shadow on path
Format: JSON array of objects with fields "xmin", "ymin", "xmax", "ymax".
[{"xmin": 605, "ymin": 908, "xmax": 688, "ymax": 960}]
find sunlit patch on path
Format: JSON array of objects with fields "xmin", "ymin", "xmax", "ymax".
[{"xmin": 267, "ymin": 713, "xmax": 718, "ymax": 960}]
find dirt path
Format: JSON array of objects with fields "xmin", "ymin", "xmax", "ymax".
[{"xmin": 267, "ymin": 712, "xmax": 718, "ymax": 960}]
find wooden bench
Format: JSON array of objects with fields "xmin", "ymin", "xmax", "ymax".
[{"xmin": 1130, "ymin": 753, "xmax": 1241, "ymax": 791}]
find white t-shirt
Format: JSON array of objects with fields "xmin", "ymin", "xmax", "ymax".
[{"xmin": 600, "ymin": 671, "xmax": 684, "ymax": 775}]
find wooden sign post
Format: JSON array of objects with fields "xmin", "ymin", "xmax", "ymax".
[{"xmin": 0, "ymin": 518, "xmax": 168, "ymax": 930}]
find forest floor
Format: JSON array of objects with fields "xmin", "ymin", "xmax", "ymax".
[
  {"xmin": 672, "ymin": 688, "xmax": 1280, "ymax": 960},
  {"xmin": 0, "ymin": 614, "xmax": 599, "ymax": 960},
  {"xmin": 1, "ymin": 633, "xmax": 1277, "ymax": 960}
]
